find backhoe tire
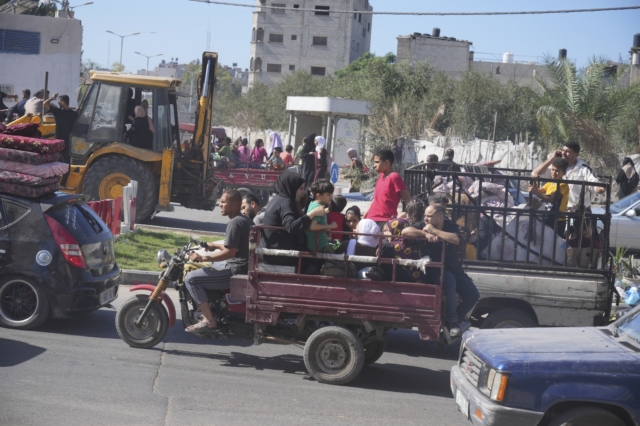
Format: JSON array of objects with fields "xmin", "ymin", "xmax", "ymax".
[
  {"xmin": 480, "ymin": 308, "xmax": 537, "ymax": 329},
  {"xmin": 83, "ymin": 155, "xmax": 158, "ymax": 222}
]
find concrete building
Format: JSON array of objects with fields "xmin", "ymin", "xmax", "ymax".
[
  {"xmin": 137, "ymin": 59, "xmax": 186, "ymax": 78},
  {"xmin": 0, "ymin": 11, "xmax": 83, "ymax": 106},
  {"xmin": 248, "ymin": 0, "xmax": 373, "ymax": 88},
  {"xmin": 397, "ymin": 28, "xmax": 552, "ymax": 88}
]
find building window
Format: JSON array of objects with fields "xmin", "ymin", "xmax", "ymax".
[
  {"xmin": 311, "ymin": 66, "xmax": 326, "ymax": 76},
  {"xmin": 289, "ymin": 65, "xmax": 295, "ymax": 71},
  {"xmin": 252, "ymin": 27, "xmax": 256, "ymax": 42},
  {"xmin": 353, "ymin": 12, "xmax": 357, "ymax": 19},
  {"xmin": 271, "ymin": 3, "xmax": 286, "ymax": 14},
  {"xmin": 358, "ymin": 13, "xmax": 362, "ymax": 22},
  {"xmin": 293, "ymin": 4, "xmax": 299, "ymax": 8},
  {"xmin": 256, "ymin": 28, "xmax": 264, "ymax": 42},
  {"xmin": 362, "ymin": 28, "xmax": 366, "ymax": 37},
  {"xmin": 250, "ymin": 57, "xmax": 254, "ymax": 71},
  {"xmin": 351, "ymin": 40, "xmax": 355, "ymax": 50},
  {"xmin": 314, "ymin": 5, "xmax": 330, "ymax": 16},
  {"xmin": 368, "ymin": 23, "xmax": 370, "ymax": 32},
  {"xmin": 312, "ymin": 36, "xmax": 328, "ymax": 46},
  {"xmin": 0, "ymin": 29, "xmax": 41, "ymax": 55},
  {"xmin": 267, "ymin": 63, "xmax": 282, "ymax": 73},
  {"xmin": 291, "ymin": 34, "xmax": 297, "ymax": 41},
  {"xmin": 356, "ymin": 42, "xmax": 360, "ymax": 53},
  {"xmin": 269, "ymin": 33, "xmax": 284, "ymax": 43},
  {"xmin": 254, "ymin": 57, "xmax": 262, "ymax": 71}
]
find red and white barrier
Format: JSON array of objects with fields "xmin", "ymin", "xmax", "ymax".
[{"xmin": 86, "ymin": 179, "xmax": 137, "ymax": 236}]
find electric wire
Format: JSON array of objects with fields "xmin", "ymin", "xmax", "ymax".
[{"xmin": 188, "ymin": 1, "xmax": 640, "ymax": 16}]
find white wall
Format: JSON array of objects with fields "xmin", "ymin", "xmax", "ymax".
[{"xmin": 0, "ymin": 14, "xmax": 82, "ymax": 107}]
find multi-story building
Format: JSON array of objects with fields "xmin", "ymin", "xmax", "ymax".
[{"xmin": 248, "ymin": 0, "xmax": 373, "ymax": 88}]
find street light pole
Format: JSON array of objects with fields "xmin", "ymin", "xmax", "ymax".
[
  {"xmin": 135, "ymin": 52, "xmax": 163, "ymax": 75},
  {"xmin": 106, "ymin": 30, "xmax": 140, "ymax": 68}
]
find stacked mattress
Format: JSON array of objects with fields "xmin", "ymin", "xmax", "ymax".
[{"xmin": 0, "ymin": 123, "xmax": 68, "ymax": 198}]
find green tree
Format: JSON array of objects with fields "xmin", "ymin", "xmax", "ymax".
[
  {"xmin": 111, "ymin": 62, "xmax": 125, "ymax": 72},
  {"xmin": 536, "ymin": 57, "xmax": 639, "ymax": 170}
]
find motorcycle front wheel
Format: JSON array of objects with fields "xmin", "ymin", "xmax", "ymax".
[{"xmin": 116, "ymin": 294, "xmax": 169, "ymax": 348}]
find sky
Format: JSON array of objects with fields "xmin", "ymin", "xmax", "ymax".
[{"xmin": 76, "ymin": 0, "xmax": 640, "ymax": 73}]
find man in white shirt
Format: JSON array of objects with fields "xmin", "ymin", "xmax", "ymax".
[{"xmin": 533, "ymin": 141, "xmax": 605, "ymax": 210}]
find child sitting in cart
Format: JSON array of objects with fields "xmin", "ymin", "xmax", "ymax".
[{"xmin": 305, "ymin": 179, "xmax": 339, "ymax": 253}]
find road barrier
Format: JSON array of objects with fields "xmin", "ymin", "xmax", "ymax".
[{"xmin": 86, "ymin": 180, "xmax": 138, "ymax": 236}]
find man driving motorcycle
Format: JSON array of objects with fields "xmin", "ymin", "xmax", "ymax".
[{"xmin": 184, "ymin": 189, "xmax": 253, "ymax": 332}]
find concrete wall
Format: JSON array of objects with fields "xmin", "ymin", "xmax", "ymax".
[
  {"xmin": 469, "ymin": 61, "xmax": 552, "ymax": 88},
  {"xmin": 396, "ymin": 35, "xmax": 471, "ymax": 77},
  {"xmin": 0, "ymin": 13, "xmax": 82, "ymax": 107},
  {"xmin": 249, "ymin": 0, "xmax": 372, "ymax": 87}
]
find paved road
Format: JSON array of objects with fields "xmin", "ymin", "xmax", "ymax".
[{"xmin": 0, "ymin": 288, "xmax": 464, "ymax": 426}]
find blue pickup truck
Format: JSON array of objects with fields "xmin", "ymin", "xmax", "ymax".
[{"xmin": 450, "ymin": 305, "xmax": 640, "ymax": 426}]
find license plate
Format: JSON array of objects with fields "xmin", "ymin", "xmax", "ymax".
[
  {"xmin": 99, "ymin": 287, "xmax": 116, "ymax": 305},
  {"xmin": 456, "ymin": 389, "xmax": 469, "ymax": 419}
]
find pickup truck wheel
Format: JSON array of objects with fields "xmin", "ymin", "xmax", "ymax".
[
  {"xmin": 83, "ymin": 156, "xmax": 158, "ymax": 222},
  {"xmin": 480, "ymin": 308, "xmax": 537, "ymax": 329},
  {"xmin": 549, "ymin": 407, "xmax": 626, "ymax": 426},
  {"xmin": 363, "ymin": 335, "xmax": 387, "ymax": 366},
  {"xmin": 304, "ymin": 326, "xmax": 364, "ymax": 385}
]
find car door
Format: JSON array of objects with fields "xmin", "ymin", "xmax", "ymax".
[
  {"xmin": 616, "ymin": 200, "xmax": 640, "ymax": 252},
  {"xmin": 0, "ymin": 199, "xmax": 9, "ymax": 267}
]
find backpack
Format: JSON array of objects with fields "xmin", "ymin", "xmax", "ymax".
[{"xmin": 321, "ymin": 260, "xmax": 357, "ymax": 278}]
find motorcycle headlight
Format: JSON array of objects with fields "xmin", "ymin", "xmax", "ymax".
[
  {"xmin": 157, "ymin": 249, "xmax": 171, "ymax": 267},
  {"xmin": 486, "ymin": 369, "xmax": 509, "ymax": 402}
]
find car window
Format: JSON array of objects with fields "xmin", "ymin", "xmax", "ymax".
[
  {"xmin": 1, "ymin": 200, "xmax": 31, "ymax": 229},
  {"xmin": 46, "ymin": 202, "xmax": 109, "ymax": 240},
  {"xmin": 610, "ymin": 192, "xmax": 640, "ymax": 215},
  {"xmin": 0, "ymin": 200, "xmax": 6, "ymax": 229}
]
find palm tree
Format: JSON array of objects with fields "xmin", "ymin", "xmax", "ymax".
[{"xmin": 536, "ymin": 57, "xmax": 638, "ymax": 171}]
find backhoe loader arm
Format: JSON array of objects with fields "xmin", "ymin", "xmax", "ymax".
[{"xmin": 192, "ymin": 52, "xmax": 218, "ymax": 185}]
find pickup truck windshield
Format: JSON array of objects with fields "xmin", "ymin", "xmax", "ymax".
[{"xmin": 617, "ymin": 306, "xmax": 640, "ymax": 342}]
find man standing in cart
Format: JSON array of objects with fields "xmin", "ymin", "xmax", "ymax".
[
  {"xmin": 402, "ymin": 204, "xmax": 479, "ymax": 338},
  {"xmin": 533, "ymin": 141, "xmax": 605, "ymax": 236},
  {"xmin": 183, "ymin": 189, "xmax": 253, "ymax": 332}
]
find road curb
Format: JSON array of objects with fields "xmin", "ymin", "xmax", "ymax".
[{"xmin": 134, "ymin": 224, "xmax": 225, "ymax": 238}]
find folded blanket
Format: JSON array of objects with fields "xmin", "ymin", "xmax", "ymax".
[
  {"xmin": 1, "ymin": 122, "xmax": 41, "ymax": 138},
  {"xmin": 0, "ymin": 181, "xmax": 59, "ymax": 198},
  {"xmin": 0, "ymin": 171, "xmax": 59, "ymax": 186},
  {"xmin": 0, "ymin": 160, "xmax": 68, "ymax": 178},
  {"xmin": 0, "ymin": 135, "xmax": 64, "ymax": 154},
  {"xmin": 0, "ymin": 147, "xmax": 62, "ymax": 165}
]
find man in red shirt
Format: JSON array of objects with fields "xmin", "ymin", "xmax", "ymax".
[
  {"xmin": 280, "ymin": 144, "xmax": 294, "ymax": 166},
  {"xmin": 365, "ymin": 149, "xmax": 412, "ymax": 229}
]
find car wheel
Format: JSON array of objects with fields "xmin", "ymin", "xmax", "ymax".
[
  {"xmin": 0, "ymin": 276, "xmax": 50, "ymax": 329},
  {"xmin": 480, "ymin": 308, "xmax": 537, "ymax": 329},
  {"xmin": 549, "ymin": 406, "xmax": 626, "ymax": 426}
]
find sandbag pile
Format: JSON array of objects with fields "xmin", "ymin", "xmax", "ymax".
[{"xmin": 0, "ymin": 123, "xmax": 68, "ymax": 198}]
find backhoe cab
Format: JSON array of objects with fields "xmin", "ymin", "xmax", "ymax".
[{"xmin": 64, "ymin": 52, "xmax": 220, "ymax": 221}]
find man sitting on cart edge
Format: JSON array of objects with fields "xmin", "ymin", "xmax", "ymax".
[
  {"xmin": 184, "ymin": 189, "xmax": 254, "ymax": 332},
  {"xmin": 401, "ymin": 204, "xmax": 479, "ymax": 338}
]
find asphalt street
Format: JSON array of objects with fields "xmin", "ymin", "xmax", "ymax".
[{"xmin": 0, "ymin": 288, "xmax": 465, "ymax": 426}]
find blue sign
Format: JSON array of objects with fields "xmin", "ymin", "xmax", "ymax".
[{"xmin": 330, "ymin": 162, "xmax": 339, "ymax": 184}]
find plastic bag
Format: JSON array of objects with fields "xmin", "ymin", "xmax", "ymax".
[{"xmin": 625, "ymin": 287, "xmax": 639, "ymax": 306}]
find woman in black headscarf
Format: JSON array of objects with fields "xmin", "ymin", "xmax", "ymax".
[
  {"xmin": 299, "ymin": 133, "xmax": 317, "ymax": 190},
  {"xmin": 261, "ymin": 173, "xmax": 326, "ymax": 268},
  {"xmin": 616, "ymin": 157, "xmax": 639, "ymax": 199}
]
